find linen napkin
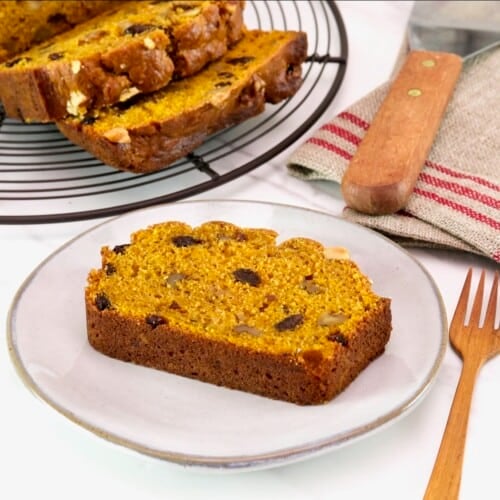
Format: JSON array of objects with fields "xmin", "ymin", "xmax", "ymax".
[{"xmin": 287, "ymin": 47, "xmax": 500, "ymax": 263}]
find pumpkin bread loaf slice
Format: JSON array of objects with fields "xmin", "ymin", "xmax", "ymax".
[
  {"xmin": 57, "ymin": 29, "xmax": 308, "ymax": 174},
  {"xmin": 85, "ymin": 220, "xmax": 392, "ymax": 406},
  {"xmin": 0, "ymin": 0, "xmax": 123, "ymax": 63},
  {"xmin": 0, "ymin": 0, "xmax": 245, "ymax": 122}
]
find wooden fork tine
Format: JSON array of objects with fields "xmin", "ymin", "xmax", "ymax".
[
  {"xmin": 450, "ymin": 268, "xmax": 472, "ymax": 331},
  {"xmin": 469, "ymin": 270, "xmax": 485, "ymax": 327},
  {"xmin": 483, "ymin": 272, "xmax": 498, "ymax": 331}
]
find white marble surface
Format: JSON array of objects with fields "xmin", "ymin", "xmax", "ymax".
[{"xmin": 1, "ymin": 2, "xmax": 498, "ymax": 499}]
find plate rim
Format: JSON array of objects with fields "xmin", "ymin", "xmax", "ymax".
[{"xmin": 6, "ymin": 199, "xmax": 448, "ymax": 471}]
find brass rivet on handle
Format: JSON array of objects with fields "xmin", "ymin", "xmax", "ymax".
[
  {"xmin": 408, "ymin": 88, "xmax": 422, "ymax": 97},
  {"xmin": 422, "ymin": 59, "xmax": 436, "ymax": 67}
]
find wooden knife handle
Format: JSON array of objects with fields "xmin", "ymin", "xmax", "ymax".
[{"xmin": 341, "ymin": 50, "xmax": 462, "ymax": 215}]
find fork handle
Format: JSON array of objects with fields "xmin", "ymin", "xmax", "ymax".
[{"xmin": 424, "ymin": 358, "xmax": 482, "ymax": 500}]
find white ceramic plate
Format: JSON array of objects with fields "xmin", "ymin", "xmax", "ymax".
[{"xmin": 8, "ymin": 200, "xmax": 447, "ymax": 471}]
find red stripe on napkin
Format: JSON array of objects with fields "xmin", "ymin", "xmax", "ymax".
[
  {"xmin": 338, "ymin": 111, "xmax": 370, "ymax": 130},
  {"xmin": 320, "ymin": 123, "xmax": 361, "ymax": 145},
  {"xmin": 414, "ymin": 187, "xmax": 500, "ymax": 230},
  {"xmin": 307, "ymin": 137, "xmax": 352, "ymax": 160},
  {"xmin": 425, "ymin": 160, "xmax": 500, "ymax": 192},
  {"xmin": 419, "ymin": 173, "xmax": 500, "ymax": 209}
]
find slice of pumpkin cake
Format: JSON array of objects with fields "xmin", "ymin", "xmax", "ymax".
[
  {"xmin": 57, "ymin": 29, "xmax": 308, "ymax": 173},
  {"xmin": 85, "ymin": 220, "xmax": 392, "ymax": 405}
]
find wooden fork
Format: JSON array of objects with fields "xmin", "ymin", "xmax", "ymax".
[{"xmin": 424, "ymin": 268, "xmax": 499, "ymax": 500}]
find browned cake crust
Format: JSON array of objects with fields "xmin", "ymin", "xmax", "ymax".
[
  {"xmin": 0, "ymin": 1, "xmax": 245, "ymax": 122},
  {"xmin": 84, "ymin": 220, "xmax": 392, "ymax": 406},
  {"xmin": 86, "ymin": 298, "xmax": 391, "ymax": 405},
  {"xmin": 57, "ymin": 30, "xmax": 308, "ymax": 173}
]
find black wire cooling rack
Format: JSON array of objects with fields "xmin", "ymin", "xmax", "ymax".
[{"xmin": 0, "ymin": 0, "xmax": 348, "ymax": 224}]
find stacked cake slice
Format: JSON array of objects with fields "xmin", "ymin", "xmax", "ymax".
[{"xmin": 0, "ymin": 1, "xmax": 308, "ymax": 173}]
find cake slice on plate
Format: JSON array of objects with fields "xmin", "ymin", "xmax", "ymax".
[{"xmin": 85, "ymin": 220, "xmax": 392, "ymax": 405}]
